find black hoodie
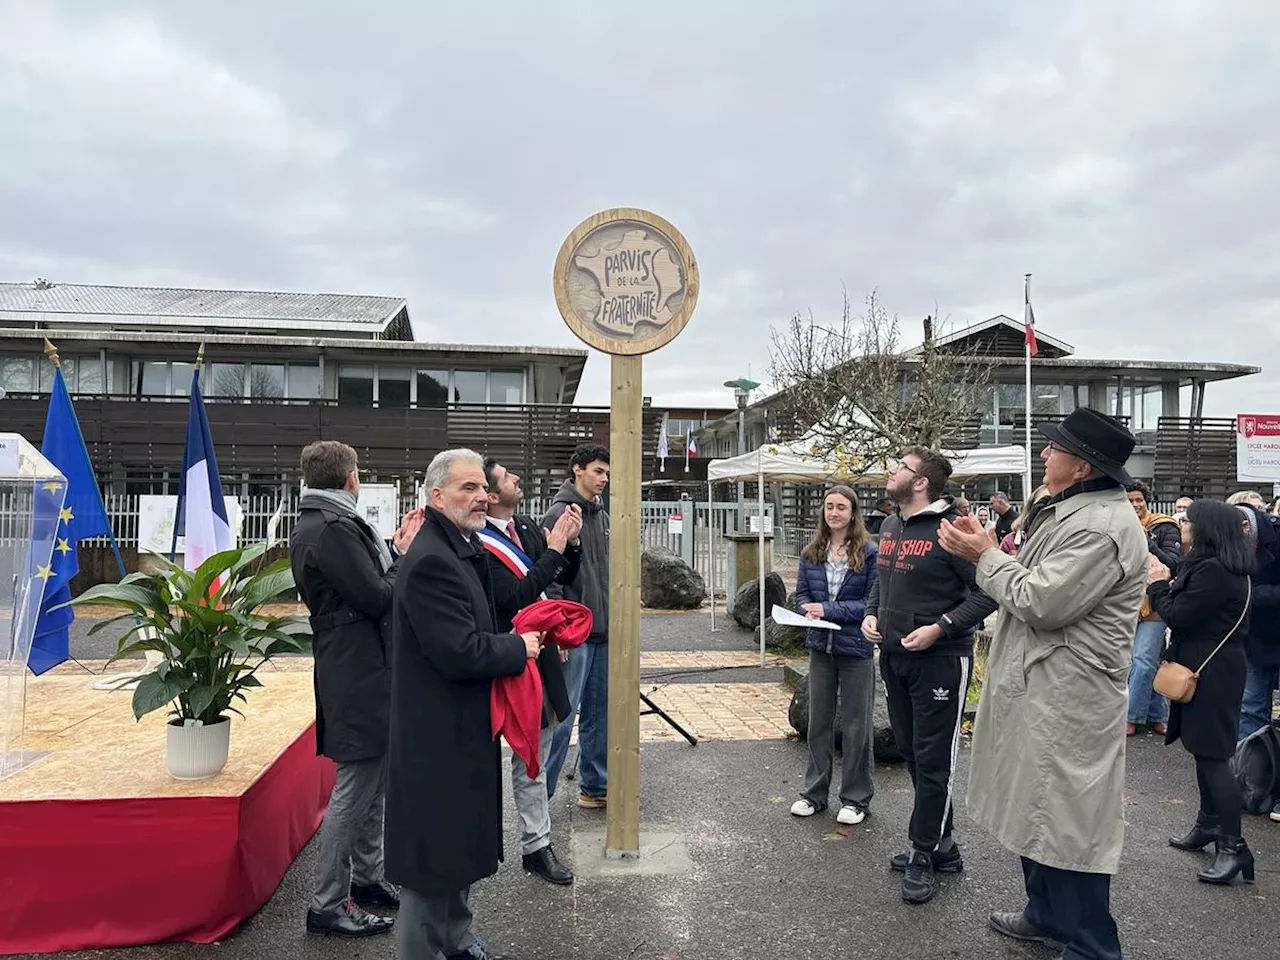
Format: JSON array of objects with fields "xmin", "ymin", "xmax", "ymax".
[
  {"xmin": 542, "ymin": 480, "xmax": 610, "ymax": 642},
  {"xmin": 866, "ymin": 497, "xmax": 997, "ymax": 656}
]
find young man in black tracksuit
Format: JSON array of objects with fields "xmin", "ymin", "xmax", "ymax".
[{"xmin": 863, "ymin": 446, "xmax": 997, "ymax": 905}]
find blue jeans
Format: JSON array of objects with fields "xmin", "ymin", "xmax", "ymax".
[
  {"xmin": 1128, "ymin": 620, "xmax": 1169, "ymax": 725},
  {"xmin": 1238, "ymin": 661, "xmax": 1280, "ymax": 741},
  {"xmin": 545, "ymin": 641, "xmax": 609, "ymax": 798}
]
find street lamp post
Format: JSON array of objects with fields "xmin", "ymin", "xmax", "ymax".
[{"xmin": 724, "ymin": 377, "xmax": 759, "ymax": 529}]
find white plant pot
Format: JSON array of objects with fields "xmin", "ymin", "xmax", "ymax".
[{"xmin": 166, "ymin": 717, "xmax": 231, "ymax": 780}]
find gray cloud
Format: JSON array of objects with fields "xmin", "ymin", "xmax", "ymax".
[{"xmin": 1, "ymin": 0, "xmax": 1276, "ymax": 415}]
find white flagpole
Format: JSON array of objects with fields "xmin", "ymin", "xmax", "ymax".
[{"xmin": 1024, "ymin": 273, "xmax": 1033, "ymax": 503}]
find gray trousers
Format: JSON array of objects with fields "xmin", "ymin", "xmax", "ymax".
[
  {"xmin": 802, "ymin": 650, "xmax": 875, "ymax": 810},
  {"xmin": 511, "ymin": 724, "xmax": 555, "ymax": 856},
  {"xmin": 397, "ymin": 886, "xmax": 475, "ymax": 960},
  {"xmin": 311, "ymin": 756, "xmax": 386, "ymax": 913}
]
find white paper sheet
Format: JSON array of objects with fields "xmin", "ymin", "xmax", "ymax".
[{"xmin": 771, "ymin": 603, "xmax": 840, "ymax": 631}]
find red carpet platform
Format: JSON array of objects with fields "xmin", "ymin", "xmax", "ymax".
[{"xmin": 0, "ymin": 659, "xmax": 334, "ymax": 954}]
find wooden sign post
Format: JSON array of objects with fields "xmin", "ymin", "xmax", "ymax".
[{"xmin": 553, "ymin": 208, "xmax": 699, "ymax": 858}]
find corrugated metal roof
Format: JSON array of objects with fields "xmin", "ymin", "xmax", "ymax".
[{"xmin": 0, "ymin": 281, "xmax": 404, "ymax": 326}]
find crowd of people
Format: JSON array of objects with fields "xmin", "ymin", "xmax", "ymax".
[
  {"xmin": 790, "ymin": 407, "xmax": 1280, "ymax": 960},
  {"xmin": 290, "ymin": 440, "xmax": 613, "ymax": 960}
]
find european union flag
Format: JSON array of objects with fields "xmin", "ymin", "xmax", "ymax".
[{"xmin": 31, "ymin": 364, "xmax": 112, "ymax": 675}]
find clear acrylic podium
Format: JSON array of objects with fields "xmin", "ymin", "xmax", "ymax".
[{"xmin": 0, "ymin": 433, "xmax": 68, "ymax": 780}]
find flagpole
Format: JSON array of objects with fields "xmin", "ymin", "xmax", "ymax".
[
  {"xmin": 170, "ymin": 342, "xmax": 207, "ymax": 562},
  {"xmin": 1024, "ymin": 274, "xmax": 1033, "ymax": 504}
]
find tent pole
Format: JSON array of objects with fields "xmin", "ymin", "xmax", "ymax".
[
  {"xmin": 758, "ymin": 461, "xmax": 765, "ymax": 668},
  {"xmin": 708, "ymin": 479, "xmax": 716, "ymax": 632}
]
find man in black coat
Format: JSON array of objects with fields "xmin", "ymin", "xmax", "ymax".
[
  {"xmin": 480, "ymin": 458, "xmax": 582, "ymax": 886},
  {"xmin": 386, "ymin": 448, "xmax": 542, "ymax": 960},
  {"xmin": 290, "ymin": 441, "xmax": 423, "ymax": 938}
]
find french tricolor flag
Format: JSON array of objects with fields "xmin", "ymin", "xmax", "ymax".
[{"xmin": 173, "ymin": 363, "xmax": 233, "ymax": 573}]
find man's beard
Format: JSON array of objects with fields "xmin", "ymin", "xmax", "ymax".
[{"xmin": 886, "ymin": 475, "xmax": 913, "ymax": 505}]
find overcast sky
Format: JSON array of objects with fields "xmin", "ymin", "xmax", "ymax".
[{"xmin": 2, "ymin": 1, "xmax": 1277, "ymax": 415}]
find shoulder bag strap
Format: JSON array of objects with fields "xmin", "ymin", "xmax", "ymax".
[{"xmin": 1193, "ymin": 579, "xmax": 1252, "ymax": 677}]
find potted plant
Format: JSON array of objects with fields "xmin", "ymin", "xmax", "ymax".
[{"xmin": 67, "ymin": 543, "xmax": 306, "ymax": 779}]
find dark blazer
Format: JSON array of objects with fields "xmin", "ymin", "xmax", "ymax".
[
  {"xmin": 384, "ymin": 508, "xmax": 528, "ymax": 895},
  {"xmin": 289, "ymin": 502, "xmax": 398, "ymax": 763},
  {"xmin": 794, "ymin": 544, "xmax": 878, "ymax": 658},
  {"xmin": 1148, "ymin": 555, "xmax": 1252, "ymax": 761},
  {"xmin": 482, "ymin": 514, "xmax": 579, "ymax": 725}
]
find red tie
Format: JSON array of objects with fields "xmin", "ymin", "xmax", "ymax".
[{"xmin": 506, "ymin": 520, "xmax": 523, "ymax": 550}]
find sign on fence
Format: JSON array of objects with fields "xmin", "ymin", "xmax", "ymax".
[
  {"xmin": 1236, "ymin": 414, "xmax": 1280, "ymax": 484},
  {"xmin": 138, "ymin": 495, "xmax": 243, "ymax": 555}
]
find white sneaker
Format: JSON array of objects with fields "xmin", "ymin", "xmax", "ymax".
[
  {"xmin": 837, "ymin": 805, "xmax": 866, "ymax": 825},
  {"xmin": 790, "ymin": 799, "xmax": 819, "ymax": 817}
]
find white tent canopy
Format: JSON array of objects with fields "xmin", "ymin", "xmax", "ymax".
[
  {"xmin": 705, "ymin": 443, "xmax": 1029, "ymax": 663},
  {"xmin": 707, "ymin": 443, "xmax": 1028, "ymax": 484}
]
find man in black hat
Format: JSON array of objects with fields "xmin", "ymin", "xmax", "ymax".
[{"xmin": 939, "ymin": 408, "xmax": 1147, "ymax": 960}]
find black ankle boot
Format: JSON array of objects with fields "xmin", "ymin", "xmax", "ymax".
[
  {"xmin": 1169, "ymin": 813, "xmax": 1220, "ymax": 851},
  {"xmin": 1197, "ymin": 836, "xmax": 1255, "ymax": 885}
]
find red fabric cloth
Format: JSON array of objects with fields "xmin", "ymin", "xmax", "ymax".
[
  {"xmin": 0, "ymin": 724, "xmax": 335, "ymax": 954},
  {"xmin": 491, "ymin": 600, "xmax": 593, "ymax": 778}
]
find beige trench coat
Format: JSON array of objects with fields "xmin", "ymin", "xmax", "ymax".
[{"xmin": 967, "ymin": 486, "xmax": 1147, "ymax": 874}]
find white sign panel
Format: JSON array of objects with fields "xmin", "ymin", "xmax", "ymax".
[
  {"xmin": 667, "ymin": 513, "xmax": 683, "ymax": 535},
  {"xmin": 747, "ymin": 512, "xmax": 773, "ymax": 534},
  {"xmin": 138, "ymin": 495, "xmax": 242, "ymax": 555},
  {"xmin": 1236, "ymin": 414, "xmax": 1280, "ymax": 484},
  {"xmin": 299, "ymin": 483, "xmax": 401, "ymax": 541},
  {"xmin": 0, "ymin": 434, "xmax": 20, "ymax": 475}
]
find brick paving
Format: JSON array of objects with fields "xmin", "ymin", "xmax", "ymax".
[{"xmin": 638, "ymin": 682, "xmax": 794, "ymax": 743}]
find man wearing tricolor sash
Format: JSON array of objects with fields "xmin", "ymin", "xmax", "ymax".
[{"xmin": 480, "ymin": 458, "xmax": 583, "ymax": 886}]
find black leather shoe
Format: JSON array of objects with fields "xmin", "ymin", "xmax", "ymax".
[
  {"xmin": 306, "ymin": 899, "xmax": 395, "ymax": 937},
  {"xmin": 1198, "ymin": 836, "xmax": 1256, "ymax": 885},
  {"xmin": 988, "ymin": 911, "xmax": 1064, "ymax": 951},
  {"xmin": 523, "ymin": 846, "xmax": 574, "ymax": 885},
  {"xmin": 890, "ymin": 844, "xmax": 964, "ymax": 873},
  {"xmin": 350, "ymin": 879, "xmax": 401, "ymax": 909},
  {"xmin": 901, "ymin": 850, "xmax": 935, "ymax": 904},
  {"xmin": 1170, "ymin": 812, "xmax": 1220, "ymax": 851}
]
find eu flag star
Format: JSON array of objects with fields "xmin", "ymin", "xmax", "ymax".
[
  {"xmin": 42, "ymin": 481, "xmax": 64, "ymax": 493},
  {"xmin": 56, "ymin": 538, "xmax": 72, "ymax": 555},
  {"xmin": 58, "ymin": 507, "xmax": 74, "ymax": 523},
  {"xmin": 36, "ymin": 564, "xmax": 54, "ymax": 580}
]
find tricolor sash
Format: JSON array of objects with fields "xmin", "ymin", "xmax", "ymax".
[{"xmin": 476, "ymin": 525, "xmax": 548, "ymax": 600}]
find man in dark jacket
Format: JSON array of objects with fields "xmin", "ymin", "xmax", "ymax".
[
  {"xmin": 480, "ymin": 458, "xmax": 582, "ymax": 885},
  {"xmin": 989, "ymin": 492, "xmax": 1019, "ymax": 542},
  {"xmin": 1238, "ymin": 504, "xmax": 1280, "ymax": 743},
  {"xmin": 542, "ymin": 443, "xmax": 610, "ymax": 807},
  {"xmin": 291, "ymin": 440, "xmax": 422, "ymax": 938},
  {"xmin": 385, "ymin": 448, "xmax": 541, "ymax": 960},
  {"xmin": 863, "ymin": 446, "xmax": 997, "ymax": 905}
]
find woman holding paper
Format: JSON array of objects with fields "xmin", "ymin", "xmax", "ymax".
[{"xmin": 790, "ymin": 485, "xmax": 879, "ymax": 825}]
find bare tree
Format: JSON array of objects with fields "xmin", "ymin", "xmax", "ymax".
[{"xmin": 768, "ymin": 290, "xmax": 992, "ymax": 473}]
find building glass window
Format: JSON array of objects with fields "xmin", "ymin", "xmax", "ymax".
[
  {"xmin": 208, "ymin": 363, "xmax": 246, "ymax": 399},
  {"xmin": 378, "ymin": 366, "xmax": 411, "ymax": 408},
  {"xmin": 172, "ymin": 362, "xmax": 195, "ymax": 397},
  {"xmin": 287, "ymin": 363, "xmax": 321, "ymax": 400},
  {"xmin": 38, "ymin": 357, "xmax": 77, "ymax": 393},
  {"xmin": 1, "ymin": 356, "xmax": 34, "ymax": 393},
  {"xmin": 249, "ymin": 364, "xmax": 285, "ymax": 400},
  {"xmin": 416, "ymin": 369, "xmax": 450, "ymax": 406},
  {"xmin": 78, "ymin": 357, "xmax": 104, "ymax": 393},
  {"xmin": 338, "ymin": 365, "xmax": 374, "ymax": 407},
  {"xmin": 133, "ymin": 361, "xmax": 168, "ymax": 398},
  {"xmin": 489, "ymin": 369, "xmax": 524, "ymax": 404},
  {"xmin": 453, "ymin": 370, "xmax": 487, "ymax": 403}
]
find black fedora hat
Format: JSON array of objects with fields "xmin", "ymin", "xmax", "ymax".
[{"xmin": 1037, "ymin": 408, "xmax": 1135, "ymax": 486}]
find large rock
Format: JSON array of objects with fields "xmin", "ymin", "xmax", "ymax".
[
  {"xmin": 766, "ymin": 591, "xmax": 809, "ymax": 651},
  {"xmin": 640, "ymin": 547, "xmax": 706, "ymax": 610},
  {"xmin": 732, "ymin": 573, "xmax": 787, "ymax": 631},
  {"xmin": 787, "ymin": 669, "xmax": 904, "ymax": 764}
]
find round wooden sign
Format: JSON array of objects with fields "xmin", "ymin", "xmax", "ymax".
[{"xmin": 553, "ymin": 208, "xmax": 699, "ymax": 356}]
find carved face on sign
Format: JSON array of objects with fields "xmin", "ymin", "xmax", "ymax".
[{"xmin": 555, "ymin": 209, "xmax": 699, "ymax": 356}]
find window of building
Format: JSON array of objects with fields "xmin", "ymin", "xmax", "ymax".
[
  {"xmin": 416, "ymin": 369, "xmax": 450, "ymax": 406},
  {"xmin": 453, "ymin": 370, "xmax": 487, "ymax": 403},
  {"xmin": 378, "ymin": 366, "xmax": 411, "ymax": 408},
  {"xmin": 249, "ymin": 364, "xmax": 286, "ymax": 400},
  {"xmin": 208, "ymin": 362, "xmax": 246, "ymax": 399},
  {"xmin": 338, "ymin": 365, "xmax": 374, "ymax": 407},
  {"xmin": 171, "ymin": 362, "xmax": 195, "ymax": 397},
  {"xmin": 1, "ymin": 356, "xmax": 34, "ymax": 393},
  {"xmin": 287, "ymin": 363, "xmax": 321, "ymax": 400},
  {"xmin": 133, "ymin": 361, "xmax": 169, "ymax": 398},
  {"xmin": 489, "ymin": 369, "xmax": 525, "ymax": 404},
  {"xmin": 78, "ymin": 357, "xmax": 105, "ymax": 393},
  {"xmin": 38, "ymin": 357, "xmax": 77, "ymax": 393}
]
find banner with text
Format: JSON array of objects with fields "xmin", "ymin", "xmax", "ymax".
[{"xmin": 1236, "ymin": 414, "xmax": 1280, "ymax": 484}]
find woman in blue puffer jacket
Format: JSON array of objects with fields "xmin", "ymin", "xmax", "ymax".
[{"xmin": 790, "ymin": 484, "xmax": 879, "ymax": 825}]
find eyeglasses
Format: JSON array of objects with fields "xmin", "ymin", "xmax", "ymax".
[{"xmin": 890, "ymin": 460, "xmax": 919, "ymax": 476}]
